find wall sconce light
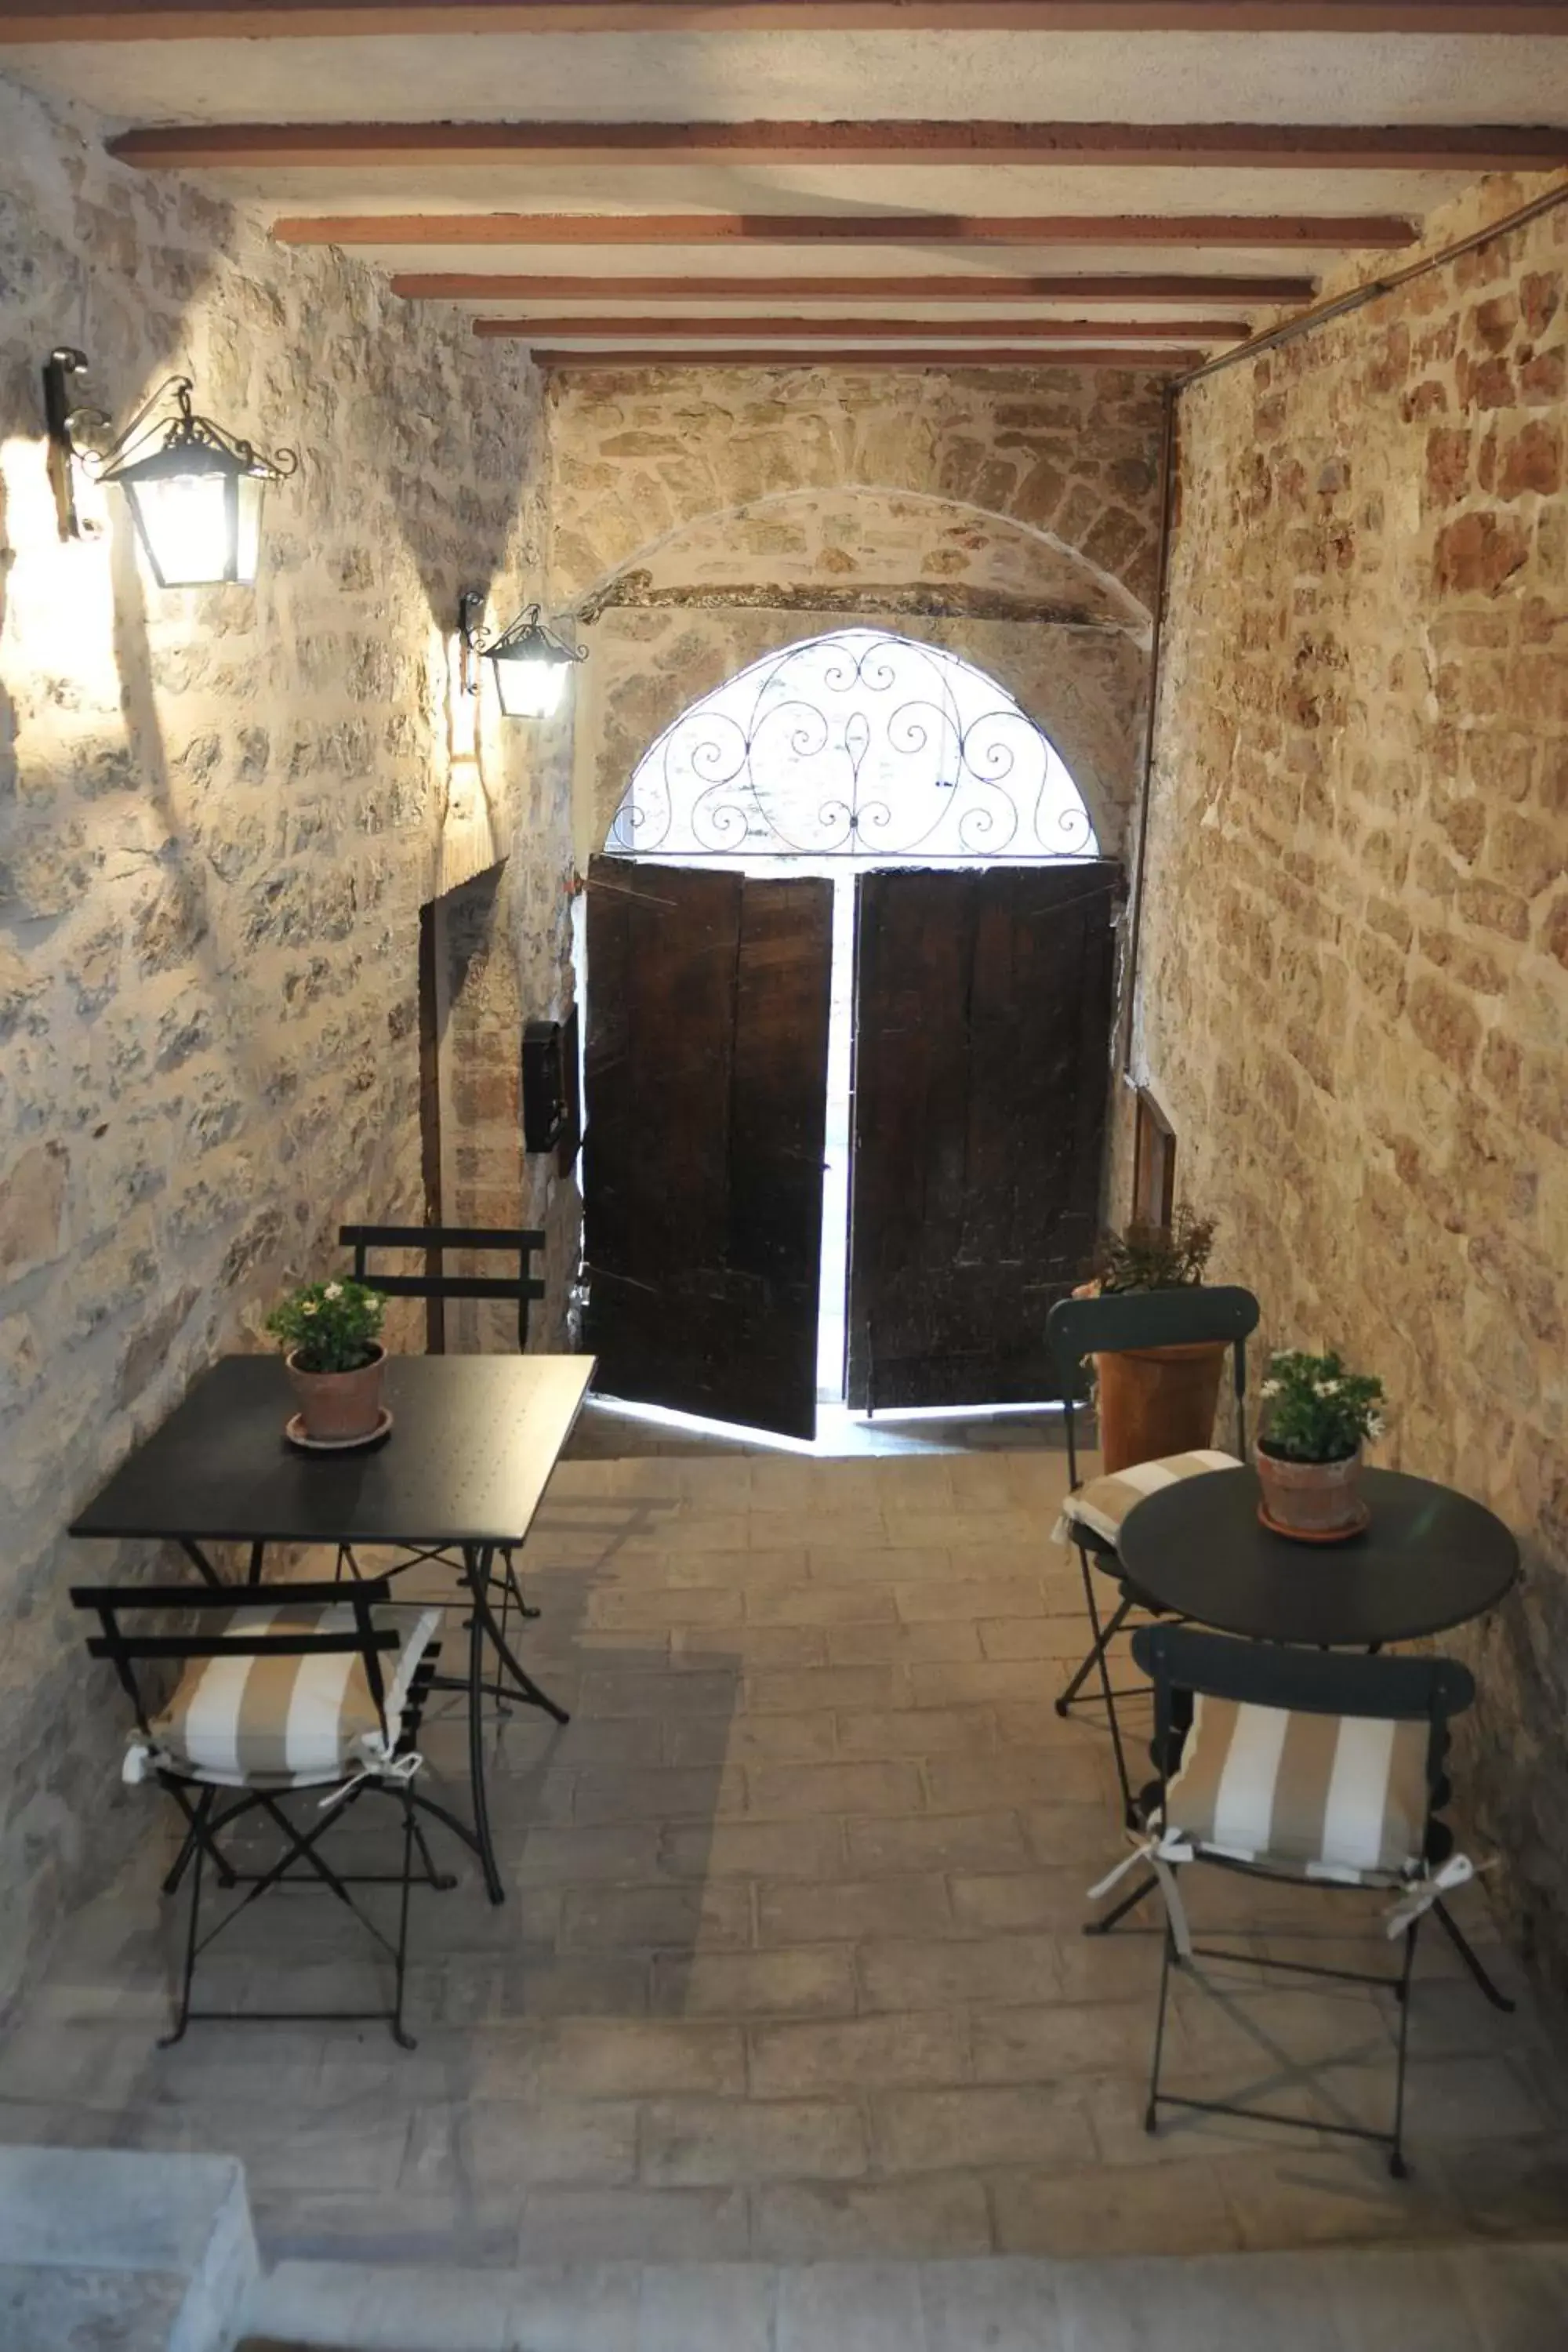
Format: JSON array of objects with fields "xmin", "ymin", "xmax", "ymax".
[
  {"xmin": 459, "ymin": 589, "xmax": 586, "ymax": 720},
  {"xmin": 42, "ymin": 347, "xmax": 296, "ymax": 587}
]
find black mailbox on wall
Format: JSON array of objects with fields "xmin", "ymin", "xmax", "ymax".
[{"xmin": 523, "ymin": 1007, "xmax": 580, "ymax": 1164}]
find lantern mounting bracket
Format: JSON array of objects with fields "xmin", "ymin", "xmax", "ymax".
[
  {"xmin": 457, "ymin": 590, "xmax": 588, "ymax": 710},
  {"xmin": 42, "ymin": 345, "xmax": 297, "ymax": 557}
]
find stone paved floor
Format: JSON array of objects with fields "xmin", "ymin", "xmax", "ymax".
[{"xmin": 5, "ymin": 1447, "xmax": 1568, "ymax": 2270}]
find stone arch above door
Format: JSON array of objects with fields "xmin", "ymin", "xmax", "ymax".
[
  {"xmin": 603, "ymin": 626, "xmax": 1101, "ymax": 866},
  {"xmin": 564, "ymin": 488, "xmax": 1150, "ymax": 864}
]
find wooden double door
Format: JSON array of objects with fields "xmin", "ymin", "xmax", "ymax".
[{"xmin": 582, "ymin": 857, "xmax": 1118, "ymax": 1440}]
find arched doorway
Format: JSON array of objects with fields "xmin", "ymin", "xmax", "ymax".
[{"xmin": 583, "ymin": 630, "xmax": 1119, "ymax": 1442}]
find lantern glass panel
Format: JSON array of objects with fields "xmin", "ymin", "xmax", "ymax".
[
  {"xmin": 124, "ymin": 468, "xmax": 234, "ymax": 587},
  {"xmin": 492, "ymin": 648, "xmax": 572, "ymax": 720}
]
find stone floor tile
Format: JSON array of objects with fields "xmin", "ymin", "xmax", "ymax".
[
  {"xmin": 405, "ymin": 2097, "xmax": 640, "ymax": 2191},
  {"xmin": 745, "ymin": 1666, "xmax": 906, "ymax": 1715},
  {"xmin": 568, "ymin": 1766, "xmax": 747, "ymax": 1828},
  {"xmin": 745, "ymin": 1582, "xmax": 899, "ymax": 1626},
  {"xmin": 971, "ymin": 1999, "xmax": 1154, "ymax": 2083},
  {"xmin": 757, "ymin": 1872, "xmax": 956, "ymax": 1947},
  {"xmin": 578, "ymin": 1669, "xmax": 738, "ymax": 1719},
  {"xmin": 1317, "ymin": 2247, "xmax": 1489, "ymax": 2352},
  {"xmin": 834, "ymin": 1705, "xmax": 996, "ymax": 1759},
  {"xmin": 658, "ymin": 1819, "xmax": 847, "ymax": 1883},
  {"xmin": 633, "ymin": 2260, "xmax": 778, "ymax": 2352},
  {"xmin": 514, "ymin": 2188, "xmax": 750, "ymax": 2263},
  {"xmin": 560, "ymin": 1882, "xmax": 753, "ymax": 1954},
  {"xmin": 982, "ymin": 1619, "xmax": 1104, "ymax": 1663},
  {"xmin": 747, "ymin": 2009, "xmax": 972, "ymax": 2096},
  {"xmin": 469, "ymin": 2019, "xmax": 748, "ymax": 2100},
  {"xmin": 252, "ymin": 2257, "xmax": 517, "ymax": 2352},
  {"xmin": 638, "ymin": 2093, "xmax": 867, "ymax": 2185},
  {"xmin": 673, "ymin": 1625, "xmax": 829, "ymax": 1671},
  {"xmin": 502, "ymin": 2263, "xmax": 646, "ymax": 2352},
  {"xmin": 919, "ymin": 2256, "xmax": 1063, "ymax": 2351},
  {"xmin": 745, "ymin": 1760, "xmax": 925, "ymax": 1820},
  {"xmin": 664, "ymin": 1712, "xmax": 838, "ymax": 1768},
  {"xmin": 1211, "ymin": 2143, "xmax": 1460, "ymax": 2249},
  {"xmin": 950, "ymin": 1870, "xmax": 1112, "ymax": 1936},
  {"xmin": 908, "ymin": 1661, "xmax": 1058, "ymax": 1706},
  {"xmin": 858, "ymin": 1933, "xmax": 1062, "ymax": 2013},
  {"xmin": 775, "ymin": 2258, "xmax": 927, "ymax": 2352},
  {"xmin": 989, "ymin": 2155, "xmax": 1243, "ymax": 2256},
  {"xmin": 847, "ymin": 1811, "xmax": 1031, "ymax": 1877},
  {"xmin": 924, "ymin": 1755, "xmax": 1106, "ymax": 1815},
  {"xmin": 896, "ymin": 1581, "xmax": 1047, "ymax": 1624},
  {"xmin": 586, "ymin": 1585, "xmax": 745, "ymax": 1632},
  {"xmin": 1052, "ymin": 2250, "xmax": 1345, "ymax": 2352},
  {"xmin": 827, "ymin": 1622, "xmax": 984, "ymax": 1667},
  {"xmin": 652, "ymin": 1946, "xmax": 858, "ymax": 2020},
  {"xmin": 652, "ymin": 1547, "xmax": 809, "ymax": 1589},
  {"xmin": 873, "ymin": 2085, "xmax": 1098, "ymax": 2174},
  {"xmin": 1022, "ymin": 1805, "xmax": 1133, "ymax": 1866},
  {"xmin": 1452, "ymin": 2246, "xmax": 1568, "ymax": 2352},
  {"xmin": 753, "ymin": 2175, "xmax": 993, "ymax": 2260},
  {"xmin": 808, "ymin": 1548, "xmax": 955, "ymax": 1588}
]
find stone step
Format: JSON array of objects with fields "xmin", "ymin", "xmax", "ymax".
[
  {"xmin": 0, "ymin": 2145, "xmax": 260, "ymax": 2352},
  {"xmin": 243, "ymin": 2245, "xmax": 1568, "ymax": 2352}
]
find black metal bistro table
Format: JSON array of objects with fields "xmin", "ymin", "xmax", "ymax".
[
  {"xmin": 1117, "ymin": 1465, "xmax": 1519, "ymax": 1650},
  {"xmin": 71, "ymin": 1353, "xmax": 595, "ymax": 1904},
  {"xmin": 1102, "ymin": 1463, "xmax": 1520, "ymax": 2005}
]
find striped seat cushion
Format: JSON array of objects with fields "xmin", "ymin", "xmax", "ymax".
[
  {"xmin": 1051, "ymin": 1449, "xmax": 1240, "ymax": 1548},
  {"xmin": 144, "ymin": 1602, "xmax": 441, "ymax": 1789},
  {"xmin": 1165, "ymin": 1693, "xmax": 1428, "ymax": 1882}
]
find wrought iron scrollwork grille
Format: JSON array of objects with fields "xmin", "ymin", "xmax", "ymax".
[{"xmin": 606, "ymin": 628, "xmax": 1099, "ymax": 862}]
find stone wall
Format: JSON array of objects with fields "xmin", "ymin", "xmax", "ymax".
[
  {"xmin": 544, "ymin": 365, "xmax": 1166, "ymax": 864},
  {"xmin": 1131, "ymin": 179, "xmax": 1568, "ymax": 1994},
  {"xmin": 0, "ymin": 72, "xmax": 576, "ymax": 2009}
]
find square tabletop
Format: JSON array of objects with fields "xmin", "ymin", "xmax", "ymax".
[{"xmin": 69, "ymin": 1354, "xmax": 596, "ymax": 1550}]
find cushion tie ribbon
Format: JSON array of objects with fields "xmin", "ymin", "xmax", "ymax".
[
  {"xmin": 1087, "ymin": 1824, "xmax": 1196, "ymax": 1958},
  {"xmin": 1383, "ymin": 1852, "xmax": 1494, "ymax": 1940},
  {"xmin": 318, "ymin": 1750, "xmax": 424, "ymax": 1812}
]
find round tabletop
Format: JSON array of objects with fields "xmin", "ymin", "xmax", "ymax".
[{"xmin": 1116, "ymin": 1467, "xmax": 1519, "ymax": 1648}]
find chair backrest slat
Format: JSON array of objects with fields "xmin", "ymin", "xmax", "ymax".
[
  {"xmin": 1047, "ymin": 1284, "xmax": 1261, "ymax": 1489},
  {"xmin": 339, "ymin": 1222, "xmax": 547, "ymax": 1346}
]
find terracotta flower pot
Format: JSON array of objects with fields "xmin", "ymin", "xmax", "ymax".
[
  {"xmin": 285, "ymin": 1343, "xmax": 386, "ymax": 1442},
  {"xmin": 1093, "ymin": 1339, "xmax": 1227, "ymax": 1475},
  {"xmin": 1256, "ymin": 1440, "xmax": 1364, "ymax": 1538}
]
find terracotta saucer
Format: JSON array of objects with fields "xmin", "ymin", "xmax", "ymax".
[
  {"xmin": 285, "ymin": 1406, "xmax": 394, "ymax": 1453},
  {"xmin": 1257, "ymin": 1499, "xmax": 1370, "ymax": 1545}
]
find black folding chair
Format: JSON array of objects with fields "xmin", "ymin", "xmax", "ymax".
[
  {"xmin": 71, "ymin": 1578, "xmax": 455, "ymax": 2049},
  {"xmin": 338, "ymin": 1221, "xmax": 557, "ymax": 1708},
  {"xmin": 1047, "ymin": 1285, "xmax": 1260, "ymax": 1821},
  {"xmin": 1118, "ymin": 1623, "xmax": 1488, "ymax": 2180},
  {"xmin": 341, "ymin": 1223, "xmax": 545, "ymax": 1356}
]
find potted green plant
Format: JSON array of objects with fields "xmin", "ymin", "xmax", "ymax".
[
  {"xmin": 1257, "ymin": 1348, "xmax": 1385, "ymax": 1539},
  {"xmin": 1080, "ymin": 1204, "xmax": 1222, "ymax": 1473},
  {"xmin": 266, "ymin": 1277, "xmax": 388, "ymax": 1444}
]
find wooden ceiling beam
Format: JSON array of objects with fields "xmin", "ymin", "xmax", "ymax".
[
  {"xmin": 392, "ymin": 269, "xmax": 1312, "ymax": 299},
  {"xmin": 274, "ymin": 210, "xmax": 1420, "ymax": 248},
  {"xmin": 528, "ymin": 345, "xmax": 1204, "ymax": 367},
  {"xmin": 111, "ymin": 119, "xmax": 1568, "ymax": 171},
  {"xmin": 473, "ymin": 311, "xmax": 1236, "ymax": 336},
  {"xmin": 9, "ymin": 5, "xmax": 1568, "ymax": 40}
]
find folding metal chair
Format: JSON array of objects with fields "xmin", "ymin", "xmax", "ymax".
[
  {"xmin": 337, "ymin": 1221, "xmax": 554, "ymax": 1676},
  {"xmin": 1113, "ymin": 1622, "xmax": 1490, "ymax": 2180},
  {"xmin": 71, "ymin": 1577, "xmax": 452, "ymax": 2048},
  {"xmin": 1047, "ymin": 1284, "xmax": 1260, "ymax": 1820}
]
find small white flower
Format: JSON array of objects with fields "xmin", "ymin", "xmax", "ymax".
[
  {"xmin": 301, "ymin": 1300, "xmax": 319, "ymax": 1316},
  {"xmin": 1321, "ymin": 1377, "xmax": 1342, "ymax": 1395},
  {"xmin": 323, "ymin": 1282, "xmax": 343, "ymax": 1301},
  {"xmin": 1260, "ymin": 1378, "xmax": 1281, "ymax": 1398},
  {"xmin": 1367, "ymin": 1414, "xmax": 1385, "ymax": 1440}
]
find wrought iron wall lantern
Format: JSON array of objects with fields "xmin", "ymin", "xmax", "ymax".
[
  {"xmin": 42, "ymin": 347, "xmax": 296, "ymax": 586},
  {"xmin": 458, "ymin": 589, "xmax": 586, "ymax": 720}
]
